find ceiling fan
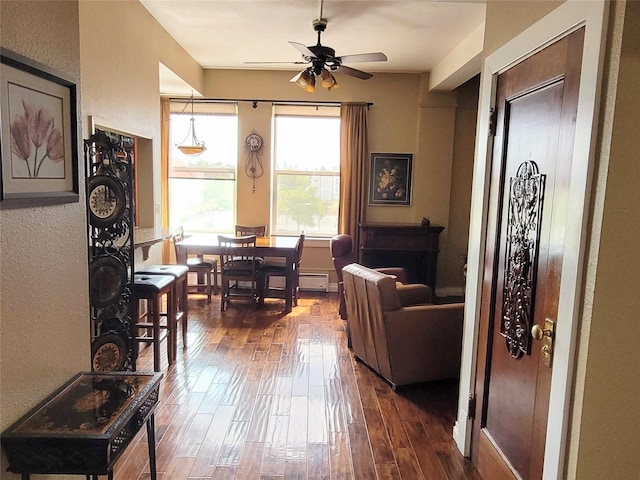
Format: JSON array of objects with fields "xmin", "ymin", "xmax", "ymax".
[{"xmin": 246, "ymin": 1, "xmax": 387, "ymax": 92}]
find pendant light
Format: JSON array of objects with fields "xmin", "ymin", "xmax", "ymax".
[{"xmin": 176, "ymin": 92, "xmax": 206, "ymax": 156}]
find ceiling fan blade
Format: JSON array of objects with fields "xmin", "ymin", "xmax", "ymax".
[
  {"xmin": 289, "ymin": 41, "xmax": 316, "ymax": 58},
  {"xmin": 336, "ymin": 65, "xmax": 374, "ymax": 80},
  {"xmin": 244, "ymin": 61, "xmax": 308, "ymax": 65},
  {"xmin": 336, "ymin": 52, "xmax": 388, "ymax": 64}
]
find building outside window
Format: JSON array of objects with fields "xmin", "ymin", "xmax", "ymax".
[
  {"xmin": 272, "ymin": 104, "xmax": 340, "ymax": 237},
  {"xmin": 169, "ymin": 101, "xmax": 237, "ymax": 233}
]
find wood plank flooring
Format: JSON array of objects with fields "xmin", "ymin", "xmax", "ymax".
[{"xmin": 114, "ymin": 292, "xmax": 481, "ymax": 480}]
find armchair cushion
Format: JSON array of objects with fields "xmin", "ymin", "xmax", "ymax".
[{"xmin": 396, "ymin": 283, "xmax": 433, "ymax": 306}]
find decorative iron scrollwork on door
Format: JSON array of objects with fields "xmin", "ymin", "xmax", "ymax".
[{"xmin": 500, "ymin": 160, "xmax": 546, "ymax": 359}]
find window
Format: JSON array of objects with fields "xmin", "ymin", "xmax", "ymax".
[
  {"xmin": 272, "ymin": 105, "xmax": 340, "ymax": 237},
  {"xmin": 169, "ymin": 101, "xmax": 237, "ymax": 233}
]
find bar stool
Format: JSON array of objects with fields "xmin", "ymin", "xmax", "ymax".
[
  {"xmin": 133, "ymin": 274, "xmax": 176, "ymax": 372},
  {"xmin": 136, "ymin": 264, "xmax": 189, "ymax": 361}
]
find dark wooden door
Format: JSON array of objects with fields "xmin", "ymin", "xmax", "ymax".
[{"xmin": 472, "ymin": 28, "xmax": 584, "ymax": 480}]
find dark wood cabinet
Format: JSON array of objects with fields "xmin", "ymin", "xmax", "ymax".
[{"xmin": 359, "ymin": 223, "xmax": 444, "ymax": 289}]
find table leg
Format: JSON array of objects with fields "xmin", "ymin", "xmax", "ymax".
[
  {"xmin": 21, "ymin": 474, "xmax": 30, "ymax": 480},
  {"xmin": 147, "ymin": 414, "xmax": 158, "ymax": 480},
  {"xmin": 284, "ymin": 256, "xmax": 293, "ymax": 313}
]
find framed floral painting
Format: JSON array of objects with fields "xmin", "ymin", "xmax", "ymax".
[
  {"xmin": 368, "ymin": 153, "xmax": 412, "ymax": 206},
  {"xmin": 0, "ymin": 48, "xmax": 79, "ymax": 206}
]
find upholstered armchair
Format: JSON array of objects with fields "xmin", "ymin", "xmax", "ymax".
[
  {"xmin": 342, "ymin": 263, "xmax": 464, "ymax": 389},
  {"xmin": 330, "ymin": 234, "xmax": 407, "ymax": 320}
]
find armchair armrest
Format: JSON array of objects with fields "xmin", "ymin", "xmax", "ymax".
[
  {"xmin": 396, "ymin": 283, "xmax": 433, "ymax": 306},
  {"xmin": 375, "ymin": 267, "xmax": 408, "ymax": 284}
]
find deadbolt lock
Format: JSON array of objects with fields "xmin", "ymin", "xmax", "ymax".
[{"xmin": 531, "ymin": 317, "xmax": 555, "ymax": 368}]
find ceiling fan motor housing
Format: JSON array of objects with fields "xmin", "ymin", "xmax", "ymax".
[{"xmin": 313, "ymin": 18, "xmax": 327, "ymax": 32}]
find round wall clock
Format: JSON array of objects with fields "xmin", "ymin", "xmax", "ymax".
[
  {"xmin": 87, "ymin": 175, "xmax": 126, "ymax": 227},
  {"xmin": 245, "ymin": 133, "xmax": 263, "ymax": 152},
  {"xmin": 89, "ymin": 255, "xmax": 127, "ymax": 307},
  {"xmin": 91, "ymin": 332, "xmax": 128, "ymax": 371}
]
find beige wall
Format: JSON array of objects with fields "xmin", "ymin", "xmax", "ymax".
[
  {"xmin": 2, "ymin": 0, "xmax": 637, "ymax": 477},
  {"xmin": 568, "ymin": 1, "xmax": 640, "ymax": 477},
  {"xmin": 484, "ymin": 0, "xmax": 565, "ymax": 56},
  {"xmin": 0, "ymin": 1, "xmax": 88, "ymax": 478},
  {"xmin": 0, "ymin": 1, "xmax": 202, "ymax": 478},
  {"xmin": 203, "ymin": 69, "xmax": 476, "ymax": 292},
  {"xmin": 481, "ymin": 0, "xmax": 639, "ymax": 477},
  {"xmin": 79, "ymin": 0, "xmax": 202, "ymax": 236}
]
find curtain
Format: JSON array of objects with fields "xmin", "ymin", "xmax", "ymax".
[
  {"xmin": 160, "ymin": 97, "xmax": 171, "ymax": 263},
  {"xmin": 339, "ymin": 103, "xmax": 369, "ymax": 252}
]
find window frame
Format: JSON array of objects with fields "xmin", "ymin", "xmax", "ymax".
[
  {"xmin": 271, "ymin": 104, "xmax": 341, "ymax": 238},
  {"xmin": 168, "ymin": 100, "xmax": 238, "ymax": 234}
]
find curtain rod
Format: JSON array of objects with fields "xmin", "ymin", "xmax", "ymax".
[{"xmin": 169, "ymin": 97, "xmax": 373, "ymax": 108}]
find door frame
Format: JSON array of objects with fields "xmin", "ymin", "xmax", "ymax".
[{"xmin": 454, "ymin": 1, "xmax": 608, "ymax": 478}]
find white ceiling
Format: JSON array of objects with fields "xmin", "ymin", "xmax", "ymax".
[{"xmin": 141, "ymin": 0, "xmax": 486, "ymax": 93}]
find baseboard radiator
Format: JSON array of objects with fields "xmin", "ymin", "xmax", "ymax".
[{"xmin": 268, "ymin": 273, "xmax": 329, "ymax": 293}]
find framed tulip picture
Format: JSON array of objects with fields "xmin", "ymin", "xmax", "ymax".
[
  {"xmin": 368, "ymin": 152, "xmax": 413, "ymax": 206},
  {"xmin": 0, "ymin": 48, "xmax": 79, "ymax": 206}
]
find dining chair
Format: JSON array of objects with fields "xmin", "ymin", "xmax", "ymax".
[
  {"xmin": 173, "ymin": 226, "xmax": 218, "ymax": 303},
  {"xmin": 235, "ymin": 225, "xmax": 267, "ymax": 237},
  {"xmin": 218, "ymin": 234, "xmax": 265, "ymax": 311},
  {"xmin": 262, "ymin": 232, "xmax": 305, "ymax": 307},
  {"xmin": 235, "ymin": 225, "xmax": 268, "ymax": 263}
]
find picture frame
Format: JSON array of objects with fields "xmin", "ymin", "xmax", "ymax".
[
  {"xmin": 368, "ymin": 152, "xmax": 413, "ymax": 206},
  {"xmin": 0, "ymin": 48, "xmax": 79, "ymax": 207}
]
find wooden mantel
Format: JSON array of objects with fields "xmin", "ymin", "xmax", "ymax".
[{"xmin": 358, "ymin": 223, "xmax": 444, "ymax": 289}]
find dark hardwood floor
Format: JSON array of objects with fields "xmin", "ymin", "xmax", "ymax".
[{"xmin": 114, "ymin": 292, "xmax": 481, "ymax": 479}]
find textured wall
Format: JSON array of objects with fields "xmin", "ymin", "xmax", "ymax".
[
  {"xmin": 0, "ymin": 2, "xmax": 89, "ymax": 479},
  {"xmin": 569, "ymin": 1, "xmax": 640, "ymax": 477}
]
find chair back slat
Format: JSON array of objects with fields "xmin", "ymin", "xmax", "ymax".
[
  {"xmin": 218, "ymin": 234, "xmax": 263, "ymax": 311},
  {"xmin": 235, "ymin": 225, "xmax": 267, "ymax": 237}
]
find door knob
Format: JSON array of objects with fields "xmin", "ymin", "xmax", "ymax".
[
  {"xmin": 531, "ymin": 324, "xmax": 552, "ymax": 340},
  {"xmin": 531, "ymin": 318, "xmax": 555, "ymax": 368}
]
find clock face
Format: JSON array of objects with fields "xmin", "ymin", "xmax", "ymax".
[
  {"xmin": 246, "ymin": 133, "xmax": 263, "ymax": 152},
  {"xmin": 89, "ymin": 255, "xmax": 127, "ymax": 307},
  {"xmin": 90, "ymin": 185, "xmax": 117, "ymax": 218},
  {"xmin": 87, "ymin": 175, "xmax": 126, "ymax": 227}
]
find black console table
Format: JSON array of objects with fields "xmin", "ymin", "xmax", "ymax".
[
  {"xmin": 359, "ymin": 223, "xmax": 444, "ymax": 289},
  {"xmin": 1, "ymin": 372, "xmax": 162, "ymax": 480}
]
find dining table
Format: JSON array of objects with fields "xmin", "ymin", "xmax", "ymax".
[{"xmin": 175, "ymin": 234, "xmax": 300, "ymax": 313}]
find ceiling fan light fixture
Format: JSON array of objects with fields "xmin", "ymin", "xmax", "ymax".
[
  {"xmin": 176, "ymin": 92, "xmax": 206, "ymax": 156},
  {"xmin": 294, "ymin": 68, "xmax": 316, "ymax": 92},
  {"xmin": 320, "ymin": 68, "xmax": 336, "ymax": 88}
]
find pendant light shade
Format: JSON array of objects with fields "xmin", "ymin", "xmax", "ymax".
[
  {"xmin": 320, "ymin": 68, "xmax": 338, "ymax": 89},
  {"xmin": 176, "ymin": 92, "xmax": 206, "ymax": 156},
  {"xmin": 292, "ymin": 68, "xmax": 316, "ymax": 93}
]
